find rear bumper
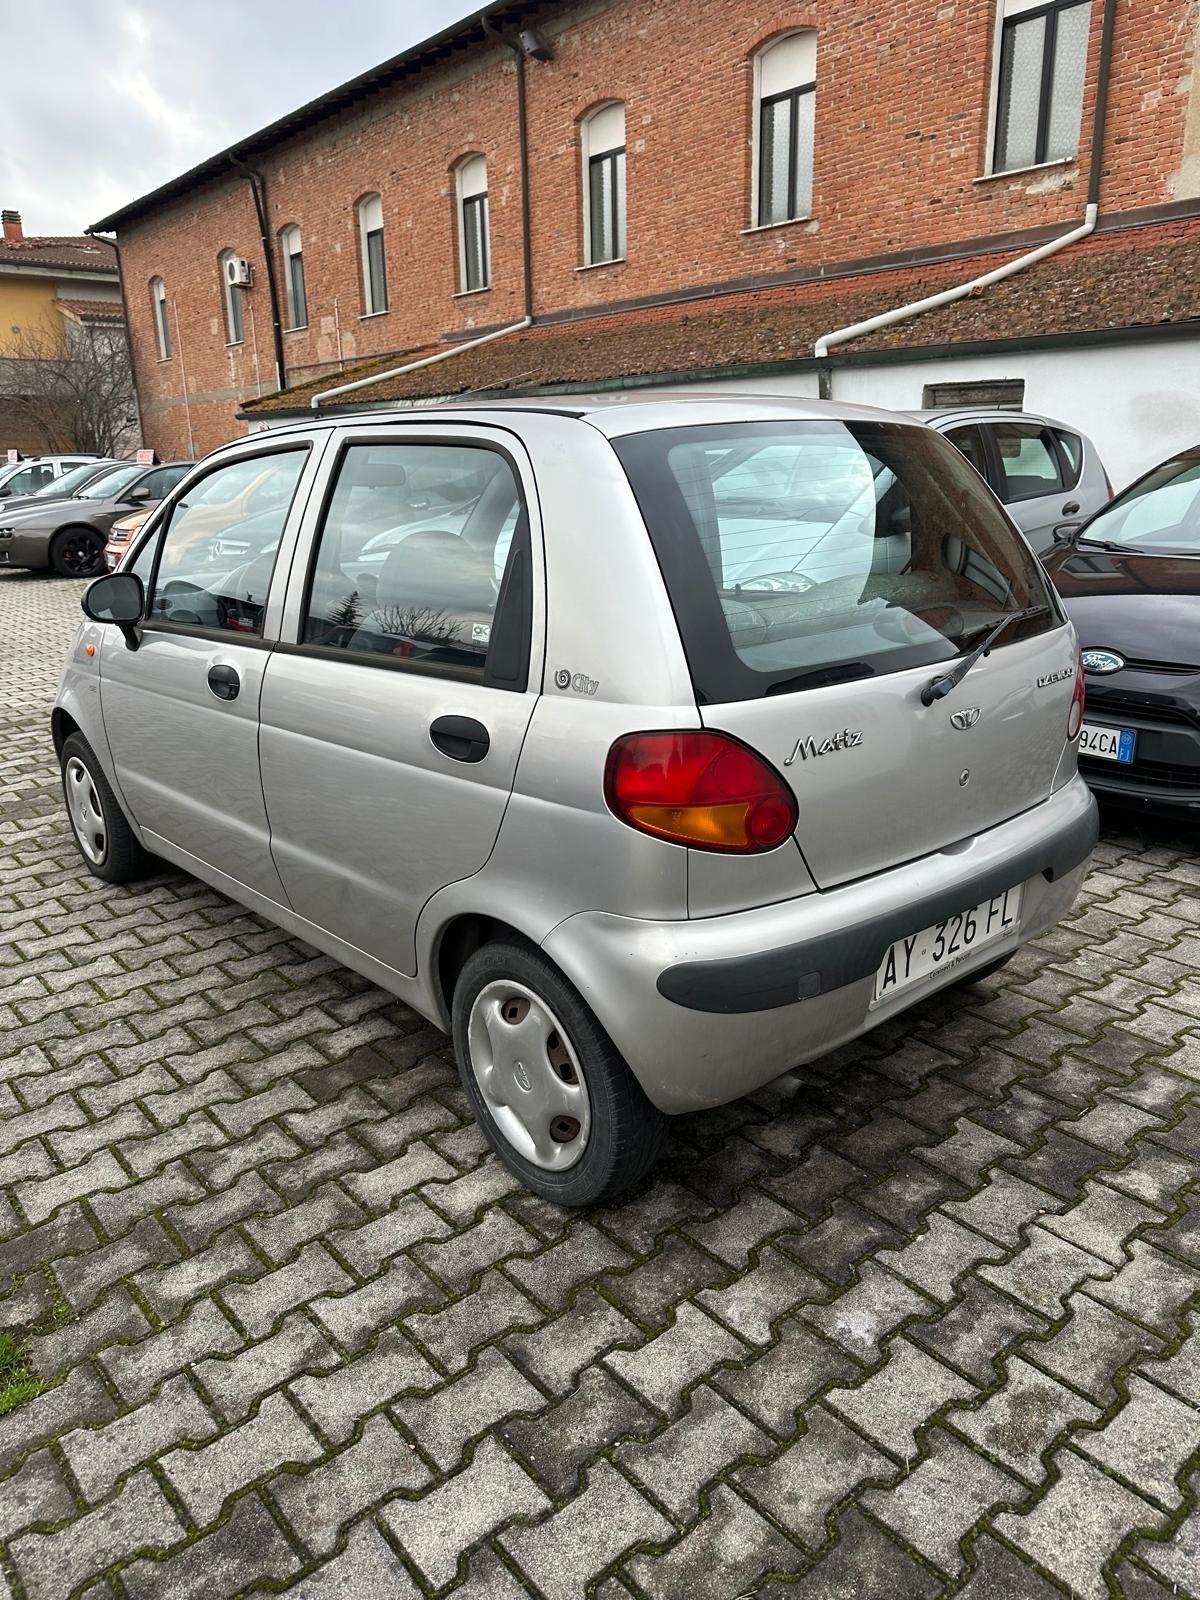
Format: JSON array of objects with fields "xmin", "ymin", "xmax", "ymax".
[{"xmin": 543, "ymin": 777, "xmax": 1097, "ymax": 1114}]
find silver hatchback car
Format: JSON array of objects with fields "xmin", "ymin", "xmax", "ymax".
[{"xmin": 55, "ymin": 397, "xmax": 1098, "ymax": 1205}]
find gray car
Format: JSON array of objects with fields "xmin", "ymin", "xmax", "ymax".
[
  {"xmin": 912, "ymin": 409, "xmax": 1110, "ymax": 554},
  {"xmin": 0, "ymin": 460, "xmax": 191, "ymax": 577},
  {"xmin": 54, "ymin": 397, "xmax": 1097, "ymax": 1205},
  {"xmin": 0, "ymin": 458, "xmax": 123, "ymax": 516}
]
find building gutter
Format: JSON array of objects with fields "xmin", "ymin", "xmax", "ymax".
[
  {"xmin": 308, "ymin": 316, "xmax": 533, "ymax": 410},
  {"xmin": 83, "ymin": 226, "xmax": 146, "ymax": 448},
  {"xmin": 813, "ymin": 0, "xmax": 1117, "ymax": 398},
  {"xmin": 230, "ymin": 155, "xmax": 287, "ymax": 392}
]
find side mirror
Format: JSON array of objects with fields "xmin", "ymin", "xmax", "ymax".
[
  {"xmin": 123, "ymin": 487, "xmax": 151, "ymax": 505},
  {"xmin": 1052, "ymin": 521, "xmax": 1083, "ymax": 543},
  {"xmin": 81, "ymin": 572, "xmax": 144, "ymax": 651}
]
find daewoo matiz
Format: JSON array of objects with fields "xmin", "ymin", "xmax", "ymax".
[{"xmin": 55, "ymin": 397, "xmax": 1098, "ymax": 1205}]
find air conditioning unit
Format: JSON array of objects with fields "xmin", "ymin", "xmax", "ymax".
[{"xmin": 224, "ymin": 256, "xmax": 253, "ymax": 288}]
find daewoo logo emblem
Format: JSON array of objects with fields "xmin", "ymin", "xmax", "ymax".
[
  {"xmin": 950, "ymin": 708, "xmax": 981, "ymax": 730},
  {"xmin": 1082, "ymin": 649, "xmax": 1125, "ymax": 675}
]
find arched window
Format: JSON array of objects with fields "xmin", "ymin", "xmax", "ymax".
[
  {"xmin": 455, "ymin": 156, "xmax": 490, "ymax": 293},
  {"xmin": 582, "ymin": 102, "xmax": 626, "ymax": 265},
  {"xmin": 149, "ymin": 276, "xmax": 171, "ymax": 360},
  {"xmin": 218, "ymin": 249, "xmax": 245, "ymax": 344},
  {"xmin": 754, "ymin": 32, "xmax": 817, "ymax": 226},
  {"xmin": 280, "ymin": 225, "xmax": 307, "ymax": 328},
  {"xmin": 358, "ymin": 194, "xmax": 388, "ymax": 314}
]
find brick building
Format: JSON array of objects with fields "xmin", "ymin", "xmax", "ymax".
[{"xmin": 95, "ymin": 0, "xmax": 1200, "ymax": 485}]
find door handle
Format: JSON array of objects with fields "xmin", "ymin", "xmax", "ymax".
[
  {"xmin": 1062, "ymin": 501, "xmax": 1080, "ymax": 516},
  {"xmin": 207, "ymin": 664, "xmax": 241, "ymax": 702},
  {"xmin": 430, "ymin": 714, "xmax": 490, "ymax": 763}
]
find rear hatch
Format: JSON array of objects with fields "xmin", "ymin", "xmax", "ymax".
[{"xmin": 613, "ymin": 415, "xmax": 1074, "ymax": 890}]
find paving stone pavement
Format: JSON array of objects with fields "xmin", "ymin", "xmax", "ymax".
[{"xmin": 1, "ymin": 566, "xmax": 1199, "ymax": 1600}]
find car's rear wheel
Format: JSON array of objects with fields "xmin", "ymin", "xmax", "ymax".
[
  {"xmin": 451, "ymin": 939, "xmax": 667, "ymax": 1207},
  {"xmin": 60, "ymin": 732, "xmax": 152, "ymax": 884},
  {"xmin": 50, "ymin": 526, "xmax": 105, "ymax": 578}
]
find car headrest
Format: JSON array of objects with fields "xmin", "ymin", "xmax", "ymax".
[{"xmin": 376, "ymin": 528, "xmax": 494, "ymax": 614}]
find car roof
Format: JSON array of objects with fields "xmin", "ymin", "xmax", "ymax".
[
  {"xmin": 250, "ymin": 392, "xmax": 926, "ymax": 446},
  {"xmin": 909, "ymin": 407, "xmax": 1082, "ymax": 431}
]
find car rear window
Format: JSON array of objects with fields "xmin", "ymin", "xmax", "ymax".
[{"xmin": 613, "ymin": 419, "xmax": 1059, "ymax": 704}]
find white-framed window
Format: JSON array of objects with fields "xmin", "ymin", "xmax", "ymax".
[
  {"xmin": 280, "ymin": 225, "xmax": 307, "ymax": 329},
  {"xmin": 149, "ymin": 276, "xmax": 171, "ymax": 360},
  {"xmin": 358, "ymin": 193, "xmax": 388, "ymax": 315},
  {"xmin": 992, "ymin": 0, "xmax": 1092, "ymax": 173},
  {"xmin": 754, "ymin": 32, "xmax": 817, "ymax": 227},
  {"xmin": 218, "ymin": 249, "xmax": 244, "ymax": 345},
  {"xmin": 455, "ymin": 155, "xmax": 490, "ymax": 293},
  {"xmin": 581, "ymin": 102, "xmax": 626, "ymax": 265}
]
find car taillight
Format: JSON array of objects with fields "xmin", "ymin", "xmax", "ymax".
[
  {"xmin": 1068, "ymin": 648, "xmax": 1085, "ymax": 740},
  {"xmin": 604, "ymin": 731, "xmax": 798, "ymax": 853}
]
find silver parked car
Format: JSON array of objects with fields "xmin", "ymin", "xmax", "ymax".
[
  {"xmin": 54, "ymin": 397, "xmax": 1097, "ymax": 1205},
  {"xmin": 911, "ymin": 409, "xmax": 1110, "ymax": 553}
]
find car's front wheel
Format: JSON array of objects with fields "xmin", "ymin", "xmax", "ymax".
[
  {"xmin": 50, "ymin": 526, "xmax": 106, "ymax": 578},
  {"xmin": 451, "ymin": 939, "xmax": 667, "ymax": 1207},
  {"xmin": 60, "ymin": 732, "xmax": 153, "ymax": 884}
]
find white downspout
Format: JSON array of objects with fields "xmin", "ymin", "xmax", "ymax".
[
  {"xmin": 309, "ymin": 316, "xmax": 532, "ymax": 410},
  {"xmin": 813, "ymin": 203, "xmax": 1098, "ymax": 388}
]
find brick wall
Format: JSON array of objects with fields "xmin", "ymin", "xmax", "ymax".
[{"xmin": 116, "ymin": 0, "xmax": 1200, "ymax": 458}]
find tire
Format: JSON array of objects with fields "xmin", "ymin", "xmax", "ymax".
[
  {"xmin": 60, "ymin": 732, "xmax": 153, "ymax": 884},
  {"xmin": 451, "ymin": 939, "xmax": 668, "ymax": 1207},
  {"xmin": 50, "ymin": 526, "xmax": 105, "ymax": 579}
]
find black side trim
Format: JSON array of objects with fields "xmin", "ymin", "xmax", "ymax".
[{"xmin": 656, "ymin": 796, "xmax": 1099, "ymax": 1014}]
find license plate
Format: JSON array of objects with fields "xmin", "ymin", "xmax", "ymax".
[
  {"xmin": 873, "ymin": 886, "xmax": 1022, "ymax": 1004},
  {"xmin": 1079, "ymin": 722, "xmax": 1136, "ymax": 763}
]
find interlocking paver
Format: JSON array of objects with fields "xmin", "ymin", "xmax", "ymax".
[
  {"xmin": 950, "ymin": 1355, "xmax": 1101, "ymax": 1482},
  {"xmin": 161, "ymin": 1389, "xmax": 323, "ymax": 1526},
  {"xmin": 9, "ymin": 1471, "xmax": 184, "ymax": 1600},
  {"xmin": 4, "ymin": 572, "xmax": 1200, "ymax": 1598},
  {"xmin": 1075, "ymin": 1373, "xmax": 1200, "ymax": 1508},
  {"xmin": 861, "ymin": 1428, "xmax": 1022, "ymax": 1572},
  {"xmin": 500, "ymin": 1459, "xmax": 672, "ymax": 1600},
  {"xmin": 270, "ymin": 1411, "xmax": 430, "ymax": 1555},
  {"xmin": 382, "ymin": 1434, "xmax": 549, "ymax": 1588},
  {"xmin": 994, "ymin": 1449, "xmax": 1164, "ymax": 1599}
]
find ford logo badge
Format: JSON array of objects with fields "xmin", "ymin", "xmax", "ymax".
[{"xmin": 1082, "ymin": 649, "xmax": 1125, "ymax": 675}]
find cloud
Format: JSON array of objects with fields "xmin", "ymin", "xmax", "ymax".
[{"xmin": 0, "ymin": 0, "xmax": 471, "ymax": 234}]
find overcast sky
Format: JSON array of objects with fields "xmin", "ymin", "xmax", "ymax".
[{"xmin": 0, "ymin": 0, "xmax": 471, "ymax": 236}]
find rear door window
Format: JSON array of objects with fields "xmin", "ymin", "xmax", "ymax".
[
  {"xmin": 1053, "ymin": 430, "xmax": 1083, "ymax": 487},
  {"xmin": 943, "ymin": 424, "xmax": 991, "ymax": 486},
  {"xmin": 300, "ymin": 441, "xmax": 528, "ymax": 683},
  {"xmin": 989, "ymin": 422, "xmax": 1067, "ymax": 503},
  {"xmin": 613, "ymin": 419, "xmax": 1057, "ymax": 704}
]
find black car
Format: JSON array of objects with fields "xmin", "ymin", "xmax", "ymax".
[{"xmin": 1042, "ymin": 445, "xmax": 1200, "ymax": 813}]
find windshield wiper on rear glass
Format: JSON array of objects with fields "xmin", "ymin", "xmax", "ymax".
[{"xmin": 920, "ymin": 605, "xmax": 1049, "ymax": 706}]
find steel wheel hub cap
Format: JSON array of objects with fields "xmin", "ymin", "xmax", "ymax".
[
  {"xmin": 64, "ymin": 757, "xmax": 106, "ymax": 864},
  {"xmin": 467, "ymin": 980, "xmax": 591, "ymax": 1171}
]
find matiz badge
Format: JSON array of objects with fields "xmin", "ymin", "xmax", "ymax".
[{"xmin": 784, "ymin": 729, "xmax": 864, "ymax": 766}]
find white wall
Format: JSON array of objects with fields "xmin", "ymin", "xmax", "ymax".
[{"xmin": 665, "ymin": 336, "xmax": 1200, "ymax": 492}]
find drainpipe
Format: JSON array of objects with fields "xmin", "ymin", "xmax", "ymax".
[
  {"xmin": 229, "ymin": 154, "xmax": 287, "ymax": 393},
  {"xmin": 482, "ymin": 18, "xmax": 541, "ymax": 322},
  {"xmin": 84, "ymin": 226, "xmax": 145, "ymax": 449},
  {"xmin": 813, "ymin": 0, "xmax": 1116, "ymax": 400},
  {"xmin": 309, "ymin": 316, "xmax": 532, "ymax": 410}
]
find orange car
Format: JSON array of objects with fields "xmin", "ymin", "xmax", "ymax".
[{"xmin": 103, "ymin": 508, "xmax": 153, "ymax": 571}]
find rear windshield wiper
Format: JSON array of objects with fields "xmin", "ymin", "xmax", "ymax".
[{"xmin": 920, "ymin": 605, "xmax": 1049, "ymax": 706}]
